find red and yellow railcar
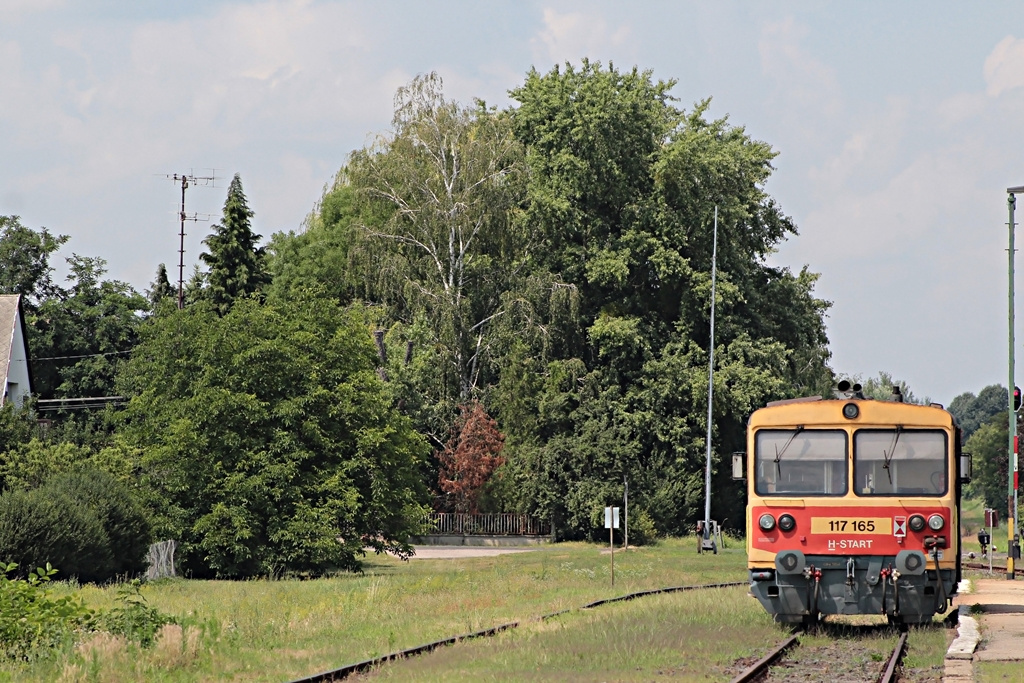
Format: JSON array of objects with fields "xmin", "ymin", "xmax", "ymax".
[{"xmin": 743, "ymin": 391, "xmax": 967, "ymax": 625}]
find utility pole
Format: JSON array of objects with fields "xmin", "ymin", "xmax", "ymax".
[
  {"xmin": 624, "ymin": 475, "xmax": 629, "ymax": 549},
  {"xmin": 165, "ymin": 171, "xmax": 217, "ymax": 309}
]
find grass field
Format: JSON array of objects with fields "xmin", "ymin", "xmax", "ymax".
[
  {"xmin": 0, "ymin": 532, "xmax": 960, "ymax": 682},
  {"xmin": 2, "ymin": 538, "xmax": 782, "ymax": 682}
]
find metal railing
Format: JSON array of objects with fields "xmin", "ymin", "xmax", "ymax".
[{"xmin": 426, "ymin": 512, "xmax": 550, "ymax": 536}]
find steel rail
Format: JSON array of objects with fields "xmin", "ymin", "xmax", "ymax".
[
  {"xmin": 877, "ymin": 631, "xmax": 908, "ymax": 683},
  {"xmin": 728, "ymin": 630, "xmax": 801, "ymax": 683},
  {"xmin": 580, "ymin": 581, "xmax": 746, "ymax": 609},
  {"xmin": 286, "ymin": 581, "xmax": 746, "ymax": 683},
  {"xmin": 963, "ymin": 561, "xmax": 1024, "ymax": 576}
]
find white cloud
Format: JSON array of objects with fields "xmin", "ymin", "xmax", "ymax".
[
  {"xmin": 984, "ymin": 35, "xmax": 1024, "ymax": 96},
  {"xmin": 758, "ymin": 18, "xmax": 842, "ymax": 119},
  {"xmin": 807, "ymin": 97, "xmax": 910, "ymax": 194},
  {"xmin": 530, "ymin": 7, "xmax": 630, "ymax": 68},
  {"xmin": 935, "ymin": 91, "xmax": 988, "ymax": 127},
  {"xmin": 0, "ymin": 1, "xmax": 396, "ymax": 200},
  {"xmin": 802, "ymin": 145, "xmax": 984, "ymax": 262}
]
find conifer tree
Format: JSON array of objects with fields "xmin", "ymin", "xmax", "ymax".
[
  {"xmin": 146, "ymin": 263, "xmax": 175, "ymax": 308},
  {"xmin": 200, "ymin": 174, "xmax": 269, "ymax": 314}
]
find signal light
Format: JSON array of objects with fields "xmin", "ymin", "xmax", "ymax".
[{"xmin": 1016, "ymin": 386, "xmax": 1022, "ymax": 412}]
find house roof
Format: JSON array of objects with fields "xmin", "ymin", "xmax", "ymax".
[
  {"xmin": 0, "ymin": 295, "xmax": 18, "ymax": 384},
  {"xmin": 0, "ymin": 295, "xmax": 32, "ymax": 392}
]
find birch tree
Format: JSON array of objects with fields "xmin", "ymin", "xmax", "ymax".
[{"xmin": 348, "ymin": 73, "xmax": 527, "ymax": 402}]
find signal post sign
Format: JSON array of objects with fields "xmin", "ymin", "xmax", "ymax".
[{"xmin": 605, "ymin": 506, "xmax": 619, "ymax": 586}]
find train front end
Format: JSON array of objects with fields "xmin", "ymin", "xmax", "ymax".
[{"xmin": 743, "ymin": 396, "xmax": 965, "ymax": 625}]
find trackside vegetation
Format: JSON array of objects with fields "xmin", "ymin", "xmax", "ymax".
[
  {"xmin": 0, "ymin": 541, "xmax": 951, "ymax": 682},
  {"xmin": 0, "ymin": 59, "xmax": 838, "ymax": 584},
  {"xmin": 2, "ymin": 541, "xmax": 761, "ymax": 681}
]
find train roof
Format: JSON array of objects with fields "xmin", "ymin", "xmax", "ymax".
[{"xmin": 749, "ymin": 397, "xmax": 955, "ymax": 429}]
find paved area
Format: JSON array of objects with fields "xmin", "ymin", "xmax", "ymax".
[
  {"xmin": 409, "ymin": 545, "xmax": 541, "ymax": 559},
  {"xmin": 946, "ymin": 575, "xmax": 1024, "ymax": 681}
]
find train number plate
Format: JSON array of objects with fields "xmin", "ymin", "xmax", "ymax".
[{"xmin": 810, "ymin": 517, "xmax": 892, "ymax": 534}]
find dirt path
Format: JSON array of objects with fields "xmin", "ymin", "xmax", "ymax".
[{"xmin": 409, "ymin": 546, "xmax": 541, "ymax": 559}]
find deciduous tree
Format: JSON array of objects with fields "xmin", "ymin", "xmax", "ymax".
[
  {"xmin": 118, "ymin": 296, "xmax": 429, "ymax": 577},
  {"xmin": 950, "ymin": 384, "xmax": 1007, "ymax": 440},
  {"xmin": 347, "ymin": 73, "xmax": 528, "ymax": 403},
  {"xmin": 495, "ymin": 61, "xmax": 832, "ymax": 537},
  {"xmin": 965, "ymin": 412, "xmax": 1011, "ymax": 515},
  {"xmin": 437, "ymin": 402, "xmax": 505, "ymax": 513},
  {"xmin": 0, "ymin": 216, "xmax": 68, "ymax": 309}
]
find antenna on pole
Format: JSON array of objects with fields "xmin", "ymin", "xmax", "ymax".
[{"xmin": 163, "ymin": 171, "xmax": 218, "ymax": 309}]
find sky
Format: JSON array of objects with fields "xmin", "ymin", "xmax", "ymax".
[{"xmin": 2, "ymin": 1, "xmax": 1024, "ymax": 404}]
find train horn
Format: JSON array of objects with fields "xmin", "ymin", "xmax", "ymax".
[{"xmin": 834, "ymin": 380, "xmax": 865, "ymax": 400}]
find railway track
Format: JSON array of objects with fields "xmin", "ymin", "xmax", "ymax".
[
  {"xmin": 286, "ymin": 580, "xmax": 746, "ymax": 683},
  {"xmin": 963, "ymin": 560, "xmax": 1024, "ymax": 576},
  {"xmin": 729, "ymin": 625, "xmax": 910, "ymax": 683}
]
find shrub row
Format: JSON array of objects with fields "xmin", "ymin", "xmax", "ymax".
[{"xmin": 0, "ymin": 468, "xmax": 151, "ymax": 583}]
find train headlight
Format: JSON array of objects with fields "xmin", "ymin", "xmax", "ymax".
[
  {"xmin": 778, "ymin": 514, "xmax": 796, "ymax": 532},
  {"xmin": 927, "ymin": 514, "xmax": 945, "ymax": 531},
  {"xmin": 908, "ymin": 514, "xmax": 926, "ymax": 532},
  {"xmin": 758, "ymin": 513, "xmax": 776, "ymax": 531},
  {"xmin": 842, "ymin": 403, "xmax": 859, "ymax": 419}
]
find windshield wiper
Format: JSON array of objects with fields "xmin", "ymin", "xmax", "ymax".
[
  {"xmin": 774, "ymin": 426, "xmax": 804, "ymax": 478},
  {"xmin": 882, "ymin": 426, "xmax": 902, "ymax": 485}
]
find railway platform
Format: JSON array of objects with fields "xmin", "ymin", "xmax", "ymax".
[{"xmin": 945, "ymin": 576, "xmax": 1024, "ymax": 682}]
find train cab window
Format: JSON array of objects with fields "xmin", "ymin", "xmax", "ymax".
[
  {"xmin": 754, "ymin": 430, "xmax": 847, "ymax": 496},
  {"xmin": 853, "ymin": 429, "xmax": 947, "ymax": 496}
]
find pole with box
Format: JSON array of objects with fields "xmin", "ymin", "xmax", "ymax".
[{"xmin": 605, "ymin": 506, "xmax": 619, "ymax": 586}]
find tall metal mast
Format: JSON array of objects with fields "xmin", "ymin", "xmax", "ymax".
[
  {"xmin": 165, "ymin": 171, "xmax": 217, "ymax": 309},
  {"xmin": 704, "ymin": 205, "xmax": 719, "ymax": 528},
  {"xmin": 1007, "ymin": 187, "xmax": 1024, "ymax": 579}
]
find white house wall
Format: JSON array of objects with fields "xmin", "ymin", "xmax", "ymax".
[{"xmin": 4, "ymin": 304, "xmax": 31, "ymax": 407}]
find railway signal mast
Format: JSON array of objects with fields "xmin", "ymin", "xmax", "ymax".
[
  {"xmin": 165, "ymin": 172, "xmax": 218, "ymax": 309},
  {"xmin": 1007, "ymin": 185, "xmax": 1024, "ymax": 579}
]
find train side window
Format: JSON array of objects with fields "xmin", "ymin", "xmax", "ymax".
[
  {"xmin": 754, "ymin": 430, "xmax": 848, "ymax": 496},
  {"xmin": 853, "ymin": 429, "xmax": 948, "ymax": 496}
]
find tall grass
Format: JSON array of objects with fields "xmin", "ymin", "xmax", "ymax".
[
  {"xmin": 361, "ymin": 586, "xmax": 777, "ymax": 682},
  {"xmin": 1, "ymin": 539, "xmax": 753, "ymax": 682}
]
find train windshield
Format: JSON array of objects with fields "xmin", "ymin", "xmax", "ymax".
[
  {"xmin": 754, "ymin": 430, "xmax": 847, "ymax": 496},
  {"xmin": 853, "ymin": 429, "xmax": 947, "ymax": 496}
]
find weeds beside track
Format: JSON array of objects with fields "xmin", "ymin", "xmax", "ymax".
[
  {"xmin": 287, "ymin": 581, "xmax": 746, "ymax": 683},
  {"xmin": 731, "ymin": 622, "xmax": 916, "ymax": 683}
]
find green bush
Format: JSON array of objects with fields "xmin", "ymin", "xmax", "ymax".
[
  {"xmin": 95, "ymin": 579, "xmax": 176, "ymax": 647},
  {"xmin": 0, "ymin": 438, "xmax": 92, "ymax": 492},
  {"xmin": 625, "ymin": 507, "xmax": 658, "ymax": 546},
  {"xmin": 44, "ymin": 468, "xmax": 152, "ymax": 578},
  {"xmin": 0, "ymin": 487, "xmax": 112, "ymax": 582},
  {"xmin": 0, "ymin": 562, "xmax": 93, "ymax": 661},
  {"xmin": 0, "ymin": 467, "xmax": 152, "ymax": 583}
]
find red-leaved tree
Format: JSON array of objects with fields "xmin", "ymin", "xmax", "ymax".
[{"xmin": 437, "ymin": 402, "xmax": 505, "ymax": 513}]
